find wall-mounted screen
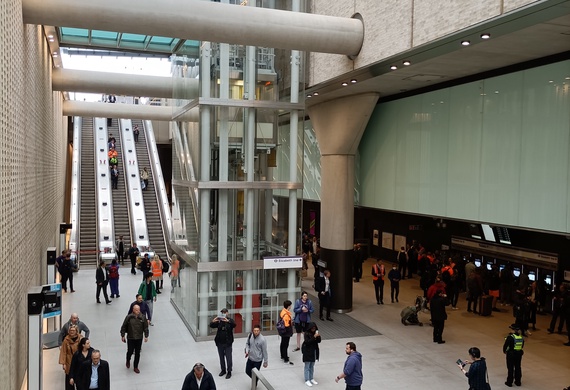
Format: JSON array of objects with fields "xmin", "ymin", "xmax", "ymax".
[
  {"xmin": 513, "ymin": 268, "xmax": 521, "ymax": 278},
  {"xmin": 474, "ymin": 259, "xmax": 482, "ymax": 267},
  {"xmin": 469, "ymin": 224, "xmax": 481, "ymax": 240},
  {"xmin": 528, "ymin": 271, "xmax": 536, "ymax": 281},
  {"xmin": 545, "ymin": 275, "xmax": 552, "ymax": 286},
  {"xmin": 486, "ymin": 263, "xmax": 493, "ymax": 271}
]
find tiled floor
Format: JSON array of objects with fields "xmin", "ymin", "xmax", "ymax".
[{"xmin": 44, "ymin": 259, "xmax": 570, "ymax": 389}]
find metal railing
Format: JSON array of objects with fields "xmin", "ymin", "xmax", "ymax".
[{"xmin": 251, "ymin": 368, "xmax": 275, "ymax": 390}]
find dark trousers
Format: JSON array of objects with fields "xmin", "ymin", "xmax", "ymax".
[
  {"xmin": 217, "ymin": 344, "xmax": 233, "ymax": 372},
  {"xmin": 245, "ymin": 359, "xmax": 262, "ymax": 384},
  {"xmin": 96, "ymin": 283, "xmax": 110, "ymax": 303},
  {"xmin": 353, "ymin": 263, "xmax": 362, "ymax": 281},
  {"xmin": 64, "ymin": 373, "xmax": 74, "ymax": 390},
  {"xmin": 432, "ymin": 319, "xmax": 445, "ymax": 342},
  {"xmin": 111, "ymin": 177, "xmax": 118, "ymax": 189},
  {"xmin": 467, "ymin": 294, "xmax": 480, "ymax": 312},
  {"xmin": 373, "ymin": 279, "xmax": 384, "ymax": 303},
  {"xmin": 346, "ymin": 385, "xmax": 362, "ymax": 390},
  {"xmin": 280, "ymin": 336, "xmax": 291, "ymax": 361},
  {"xmin": 390, "ymin": 283, "xmax": 400, "ymax": 302},
  {"xmin": 505, "ymin": 351, "xmax": 523, "ymax": 385},
  {"xmin": 126, "ymin": 338, "xmax": 143, "ymax": 368},
  {"xmin": 61, "ymin": 272, "xmax": 73, "ymax": 291},
  {"xmin": 398, "ymin": 263, "xmax": 407, "ymax": 279},
  {"xmin": 549, "ymin": 309, "xmax": 565, "ymax": 332},
  {"xmin": 130, "ymin": 257, "xmax": 137, "ymax": 274},
  {"xmin": 116, "ymin": 249, "xmax": 124, "ymax": 264},
  {"xmin": 319, "ymin": 292, "xmax": 331, "ymax": 319},
  {"xmin": 109, "ymin": 279, "xmax": 119, "ymax": 297}
]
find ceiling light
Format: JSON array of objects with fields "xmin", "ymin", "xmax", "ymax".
[
  {"xmin": 549, "ymin": 80, "xmax": 553, "ymax": 83},
  {"xmin": 341, "ymin": 82, "xmax": 348, "ymax": 86},
  {"xmin": 313, "ymin": 92, "xmax": 319, "ymax": 96},
  {"xmin": 48, "ymin": 38, "xmax": 54, "ymax": 42},
  {"xmin": 480, "ymin": 33, "xmax": 491, "ymax": 39},
  {"xmin": 461, "ymin": 40, "xmax": 470, "ymax": 46},
  {"xmin": 306, "ymin": 94, "xmax": 312, "ymax": 98},
  {"xmin": 47, "ymin": 34, "xmax": 54, "ymax": 39},
  {"xmin": 350, "ymin": 79, "xmax": 357, "ymax": 83},
  {"xmin": 403, "ymin": 61, "xmax": 411, "ymax": 66},
  {"xmin": 390, "ymin": 65, "xmax": 397, "ymax": 70}
]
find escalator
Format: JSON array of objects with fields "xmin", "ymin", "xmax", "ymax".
[
  {"xmin": 78, "ymin": 118, "xmax": 98, "ymax": 267},
  {"xmin": 108, "ymin": 119, "xmax": 132, "ymax": 261},
  {"xmin": 131, "ymin": 119, "xmax": 168, "ymax": 260}
]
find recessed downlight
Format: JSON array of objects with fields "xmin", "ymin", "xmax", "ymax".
[
  {"xmin": 341, "ymin": 82, "xmax": 348, "ymax": 86},
  {"xmin": 461, "ymin": 40, "xmax": 470, "ymax": 46},
  {"xmin": 350, "ymin": 79, "xmax": 357, "ymax": 84},
  {"xmin": 390, "ymin": 65, "xmax": 397, "ymax": 70},
  {"xmin": 313, "ymin": 92, "xmax": 319, "ymax": 96},
  {"xmin": 403, "ymin": 61, "xmax": 411, "ymax": 66},
  {"xmin": 48, "ymin": 34, "xmax": 54, "ymax": 39},
  {"xmin": 480, "ymin": 33, "xmax": 491, "ymax": 39}
]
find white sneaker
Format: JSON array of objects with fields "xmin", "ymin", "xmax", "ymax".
[
  {"xmin": 311, "ymin": 379, "xmax": 318, "ymax": 385},
  {"xmin": 305, "ymin": 380, "xmax": 313, "ymax": 387}
]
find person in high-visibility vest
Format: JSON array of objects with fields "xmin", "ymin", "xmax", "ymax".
[
  {"xmin": 151, "ymin": 255, "xmax": 163, "ymax": 294},
  {"xmin": 503, "ymin": 325, "xmax": 524, "ymax": 387}
]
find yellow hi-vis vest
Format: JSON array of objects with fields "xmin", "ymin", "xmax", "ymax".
[{"xmin": 512, "ymin": 334, "xmax": 523, "ymax": 351}]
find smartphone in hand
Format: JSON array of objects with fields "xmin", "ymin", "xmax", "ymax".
[{"xmin": 456, "ymin": 359, "xmax": 465, "ymax": 367}]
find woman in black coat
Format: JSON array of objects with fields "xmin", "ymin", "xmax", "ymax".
[
  {"xmin": 69, "ymin": 338, "xmax": 93, "ymax": 390},
  {"xmin": 302, "ymin": 322, "xmax": 321, "ymax": 386}
]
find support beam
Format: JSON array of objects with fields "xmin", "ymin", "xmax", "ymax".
[
  {"xmin": 307, "ymin": 93, "xmax": 379, "ymax": 312},
  {"xmin": 53, "ymin": 68, "xmax": 198, "ymax": 99},
  {"xmin": 62, "ymin": 100, "xmax": 198, "ymax": 122},
  {"xmin": 23, "ymin": 0, "xmax": 364, "ymax": 56}
]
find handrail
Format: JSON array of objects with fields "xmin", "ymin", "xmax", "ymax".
[
  {"xmin": 119, "ymin": 119, "xmax": 152, "ymax": 255},
  {"xmin": 117, "ymin": 119, "xmax": 136, "ymax": 256},
  {"xmin": 143, "ymin": 119, "xmax": 172, "ymax": 259},
  {"xmin": 94, "ymin": 118, "xmax": 116, "ymax": 261},
  {"xmin": 68, "ymin": 117, "xmax": 82, "ymax": 263},
  {"xmin": 251, "ymin": 368, "xmax": 275, "ymax": 390}
]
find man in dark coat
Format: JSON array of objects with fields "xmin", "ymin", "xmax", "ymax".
[
  {"xmin": 79, "ymin": 350, "xmax": 110, "ymax": 390},
  {"xmin": 128, "ymin": 243, "xmax": 140, "ymax": 275},
  {"xmin": 181, "ymin": 363, "xmax": 216, "ymax": 390},
  {"xmin": 430, "ymin": 290, "xmax": 449, "ymax": 344},
  {"xmin": 209, "ymin": 308, "xmax": 236, "ymax": 379},
  {"xmin": 315, "ymin": 269, "xmax": 333, "ymax": 321}
]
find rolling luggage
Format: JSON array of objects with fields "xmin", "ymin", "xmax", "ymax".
[{"xmin": 479, "ymin": 295, "xmax": 493, "ymax": 316}]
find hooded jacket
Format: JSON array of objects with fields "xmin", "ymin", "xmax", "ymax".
[
  {"xmin": 302, "ymin": 322, "xmax": 321, "ymax": 362},
  {"xmin": 343, "ymin": 350, "xmax": 363, "ymax": 386}
]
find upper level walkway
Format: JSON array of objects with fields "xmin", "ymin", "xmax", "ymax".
[{"xmin": 44, "ymin": 258, "xmax": 570, "ymax": 389}]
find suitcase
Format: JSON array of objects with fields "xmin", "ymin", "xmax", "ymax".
[{"xmin": 479, "ymin": 295, "xmax": 493, "ymax": 316}]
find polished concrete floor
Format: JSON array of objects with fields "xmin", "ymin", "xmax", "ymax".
[{"xmin": 44, "ymin": 258, "xmax": 570, "ymax": 389}]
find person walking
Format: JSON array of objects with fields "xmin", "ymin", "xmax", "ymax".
[
  {"xmin": 59, "ymin": 251, "xmax": 75, "ymax": 293},
  {"xmin": 315, "ymin": 269, "xmax": 333, "ymax": 321},
  {"xmin": 59, "ymin": 325, "xmax": 82, "ymax": 390},
  {"xmin": 335, "ymin": 342, "xmax": 363, "ymax": 390},
  {"xmin": 108, "ymin": 259, "xmax": 120, "ymax": 298},
  {"xmin": 503, "ymin": 325, "xmax": 524, "ymax": 387},
  {"xmin": 293, "ymin": 291, "xmax": 315, "ymax": 351},
  {"xmin": 68, "ymin": 337, "xmax": 93, "ymax": 389},
  {"xmin": 151, "ymin": 255, "xmax": 163, "ymax": 293},
  {"xmin": 302, "ymin": 322, "xmax": 321, "ymax": 387},
  {"xmin": 95, "ymin": 260, "xmax": 112, "ymax": 304},
  {"xmin": 115, "ymin": 235, "xmax": 125, "ymax": 265},
  {"xmin": 387, "ymin": 263, "xmax": 401, "ymax": 303},
  {"xmin": 78, "ymin": 350, "xmax": 110, "ymax": 390},
  {"xmin": 372, "ymin": 258, "xmax": 386, "ymax": 304},
  {"xmin": 58, "ymin": 313, "xmax": 90, "ymax": 346},
  {"xmin": 430, "ymin": 290, "xmax": 449, "ymax": 344},
  {"xmin": 139, "ymin": 253, "xmax": 151, "ymax": 280},
  {"xmin": 120, "ymin": 304, "xmax": 149, "ymax": 374},
  {"xmin": 397, "ymin": 246, "xmax": 408, "ymax": 280},
  {"xmin": 170, "ymin": 254, "xmax": 180, "ymax": 293},
  {"xmin": 138, "ymin": 273, "xmax": 157, "ymax": 325},
  {"xmin": 209, "ymin": 308, "xmax": 236, "ymax": 379},
  {"xmin": 128, "ymin": 294, "xmax": 152, "ymax": 325},
  {"xmin": 181, "ymin": 362, "xmax": 217, "ymax": 390},
  {"xmin": 244, "ymin": 324, "xmax": 268, "ymax": 386},
  {"xmin": 458, "ymin": 347, "xmax": 490, "ymax": 390},
  {"xmin": 279, "ymin": 300, "xmax": 294, "ymax": 365},
  {"xmin": 128, "ymin": 243, "xmax": 140, "ymax": 275}
]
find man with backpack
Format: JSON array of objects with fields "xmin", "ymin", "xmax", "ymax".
[
  {"xmin": 108, "ymin": 259, "xmax": 120, "ymax": 298},
  {"xmin": 244, "ymin": 324, "xmax": 268, "ymax": 386}
]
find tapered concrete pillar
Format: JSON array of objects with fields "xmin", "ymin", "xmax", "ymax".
[{"xmin": 307, "ymin": 92, "xmax": 379, "ymax": 312}]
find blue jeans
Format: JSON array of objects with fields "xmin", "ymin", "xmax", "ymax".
[{"xmin": 304, "ymin": 361, "xmax": 315, "ymax": 381}]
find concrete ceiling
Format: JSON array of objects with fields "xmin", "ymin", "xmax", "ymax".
[{"xmin": 306, "ymin": 1, "xmax": 570, "ymax": 104}]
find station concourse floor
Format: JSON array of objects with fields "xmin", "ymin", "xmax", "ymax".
[{"xmin": 44, "ymin": 258, "xmax": 570, "ymax": 390}]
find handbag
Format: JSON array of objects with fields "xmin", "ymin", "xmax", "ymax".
[{"xmin": 485, "ymin": 367, "xmax": 492, "ymax": 390}]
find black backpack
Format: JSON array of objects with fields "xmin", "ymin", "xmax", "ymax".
[{"xmin": 161, "ymin": 259, "xmax": 170, "ymax": 273}]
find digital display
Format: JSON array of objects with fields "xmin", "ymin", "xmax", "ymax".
[
  {"xmin": 496, "ymin": 227, "xmax": 512, "ymax": 245},
  {"xmin": 499, "ymin": 265, "xmax": 505, "ymax": 271},
  {"xmin": 513, "ymin": 268, "xmax": 521, "ymax": 277},
  {"xmin": 486, "ymin": 263, "xmax": 492, "ymax": 271},
  {"xmin": 545, "ymin": 275, "xmax": 552, "ymax": 286},
  {"xmin": 474, "ymin": 259, "xmax": 482, "ymax": 267},
  {"xmin": 469, "ymin": 224, "xmax": 481, "ymax": 240},
  {"xmin": 528, "ymin": 272, "xmax": 536, "ymax": 281},
  {"xmin": 481, "ymin": 224, "xmax": 496, "ymax": 242}
]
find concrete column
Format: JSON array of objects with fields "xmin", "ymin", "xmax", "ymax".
[{"xmin": 307, "ymin": 92, "xmax": 379, "ymax": 312}]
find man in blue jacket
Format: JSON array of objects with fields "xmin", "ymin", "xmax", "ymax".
[{"xmin": 335, "ymin": 342, "xmax": 363, "ymax": 389}]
